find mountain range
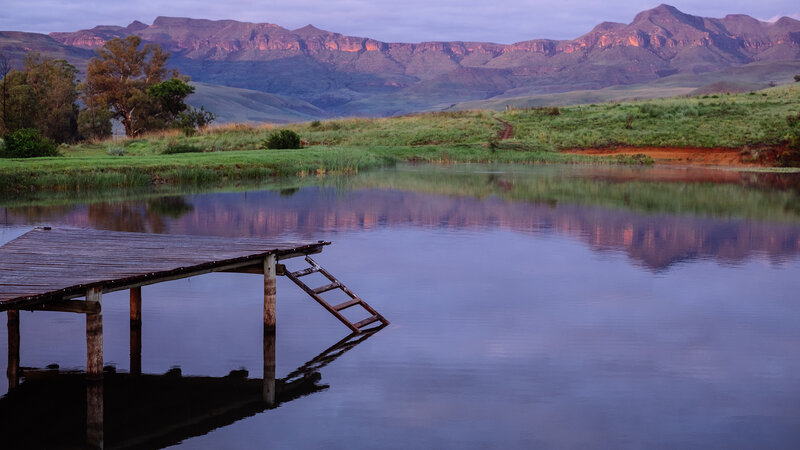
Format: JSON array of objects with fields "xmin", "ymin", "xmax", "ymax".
[{"xmin": 1, "ymin": 4, "xmax": 799, "ymax": 121}]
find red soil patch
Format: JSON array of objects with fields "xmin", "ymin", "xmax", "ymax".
[{"xmin": 562, "ymin": 146, "xmax": 768, "ymax": 167}]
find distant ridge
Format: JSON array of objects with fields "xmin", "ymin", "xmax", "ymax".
[{"xmin": 2, "ymin": 4, "xmax": 798, "ymax": 118}]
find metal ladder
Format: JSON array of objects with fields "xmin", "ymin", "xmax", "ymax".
[{"xmin": 282, "ymin": 256, "xmax": 390, "ymax": 333}]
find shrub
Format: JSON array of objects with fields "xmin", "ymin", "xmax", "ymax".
[
  {"xmin": 175, "ymin": 106, "xmax": 216, "ymax": 135},
  {"xmin": 0, "ymin": 128, "xmax": 60, "ymax": 158},
  {"xmin": 263, "ymin": 129, "xmax": 302, "ymax": 149},
  {"xmin": 543, "ymin": 106, "xmax": 561, "ymax": 116},
  {"xmin": 162, "ymin": 142, "xmax": 203, "ymax": 154}
]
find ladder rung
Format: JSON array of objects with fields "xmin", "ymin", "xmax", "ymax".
[
  {"xmin": 313, "ymin": 282, "xmax": 341, "ymax": 294},
  {"xmin": 353, "ymin": 315, "xmax": 380, "ymax": 329},
  {"xmin": 291, "ymin": 266, "xmax": 320, "ymax": 278},
  {"xmin": 333, "ymin": 298, "xmax": 361, "ymax": 311}
]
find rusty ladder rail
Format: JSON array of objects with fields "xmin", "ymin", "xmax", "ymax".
[{"xmin": 282, "ymin": 256, "xmax": 389, "ymax": 333}]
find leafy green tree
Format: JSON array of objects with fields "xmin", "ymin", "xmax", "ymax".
[
  {"xmin": 147, "ymin": 78, "xmax": 194, "ymax": 121},
  {"xmin": 22, "ymin": 53, "xmax": 79, "ymax": 143},
  {"xmin": 0, "ymin": 54, "xmax": 79, "ymax": 143},
  {"xmin": 0, "ymin": 52, "xmax": 11, "ymax": 134},
  {"xmin": 2, "ymin": 71, "xmax": 36, "ymax": 133},
  {"xmin": 86, "ymin": 36, "xmax": 171, "ymax": 137}
]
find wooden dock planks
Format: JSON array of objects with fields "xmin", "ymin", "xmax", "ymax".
[{"xmin": 0, "ymin": 227, "xmax": 328, "ymax": 309}]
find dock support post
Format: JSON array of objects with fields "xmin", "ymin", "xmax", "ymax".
[
  {"xmin": 264, "ymin": 254, "xmax": 277, "ymax": 330},
  {"xmin": 130, "ymin": 287, "xmax": 142, "ymax": 376},
  {"xmin": 86, "ymin": 287, "xmax": 103, "ymax": 379},
  {"xmin": 86, "ymin": 379, "xmax": 103, "ymax": 449},
  {"xmin": 85, "ymin": 287, "xmax": 103, "ymax": 449},
  {"xmin": 263, "ymin": 330, "xmax": 276, "ymax": 406},
  {"xmin": 7, "ymin": 310, "xmax": 19, "ymax": 390},
  {"xmin": 263, "ymin": 254, "xmax": 277, "ymax": 406}
]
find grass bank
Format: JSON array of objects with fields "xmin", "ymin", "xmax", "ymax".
[{"xmin": 1, "ymin": 84, "xmax": 799, "ymax": 194}]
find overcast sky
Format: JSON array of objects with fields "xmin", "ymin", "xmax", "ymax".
[{"xmin": 2, "ymin": 1, "xmax": 799, "ymax": 43}]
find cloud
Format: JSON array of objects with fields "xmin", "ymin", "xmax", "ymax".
[
  {"xmin": 760, "ymin": 13, "xmax": 800, "ymax": 22},
  {"xmin": 1, "ymin": 1, "xmax": 799, "ymax": 43}
]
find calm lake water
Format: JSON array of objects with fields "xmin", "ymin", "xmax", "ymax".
[{"xmin": 1, "ymin": 164, "xmax": 800, "ymax": 449}]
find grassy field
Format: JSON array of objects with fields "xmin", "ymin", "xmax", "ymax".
[{"xmin": 1, "ymin": 84, "xmax": 799, "ymax": 194}]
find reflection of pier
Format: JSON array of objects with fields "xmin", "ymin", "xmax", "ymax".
[
  {"xmin": 0, "ymin": 227, "xmax": 388, "ymax": 448},
  {"xmin": 0, "ymin": 326, "xmax": 384, "ymax": 449}
]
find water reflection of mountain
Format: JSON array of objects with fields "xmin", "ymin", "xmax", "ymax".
[{"xmin": 3, "ymin": 187, "xmax": 800, "ymax": 271}]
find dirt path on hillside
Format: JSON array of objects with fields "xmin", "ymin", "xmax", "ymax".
[
  {"xmin": 562, "ymin": 147, "xmax": 763, "ymax": 167},
  {"xmin": 495, "ymin": 119, "xmax": 514, "ymax": 140}
]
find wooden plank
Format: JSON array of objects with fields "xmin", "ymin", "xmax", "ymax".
[
  {"xmin": 289, "ymin": 266, "xmax": 320, "ymax": 278},
  {"xmin": 312, "ymin": 282, "xmax": 341, "ymax": 295},
  {"xmin": 21, "ymin": 299, "xmax": 101, "ymax": 314},
  {"xmin": 333, "ymin": 298, "xmax": 361, "ymax": 311},
  {"xmin": 353, "ymin": 315, "xmax": 381, "ymax": 329}
]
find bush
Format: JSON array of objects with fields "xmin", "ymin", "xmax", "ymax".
[
  {"xmin": 263, "ymin": 129, "xmax": 302, "ymax": 149},
  {"xmin": 162, "ymin": 142, "xmax": 203, "ymax": 154},
  {"xmin": 0, "ymin": 128, "xmax": 60, "ymax": 158},
  {"xmin": 175, "ymin": 106, "xmax": 215, "ymax": 134}
]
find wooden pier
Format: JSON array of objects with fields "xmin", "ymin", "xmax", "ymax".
[
  {"xmin": 0, "ymin": 227, "xmax": 388, "ymax": 376},
  {"xmin": 0, "ymin": 227, "xmax": 389, "ymax": 448}
]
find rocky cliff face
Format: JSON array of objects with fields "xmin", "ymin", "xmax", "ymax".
[{"xmin": 12, "ymin": 4, "xmax": 800, "ymax": 116}]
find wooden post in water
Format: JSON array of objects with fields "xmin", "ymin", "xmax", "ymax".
[
  {"xmin": 263, "ymin": 329, "xmax": 276, "ymax": 406},
  {"xmin": 264, "ymin": 254, "xmax": 277, "ymax": 330},
  {"xmin": 85, "ymin": 287, "xmax": 103, "ymax": 379},
  {"xmin": 85, "ymin": 287, "xmax": 104, "ymax": 449},
  {"xmin": 7, "ymin": 310, "xmax": 20, "ymax": 390},
  {"xmin": 86, "ymin": 379, "xmax": 103, "ymax": 449},
  {"xmin": 130, "ymin": 287, "xmax": 142, "ymax": 376},
  {"xmin": 263, "ymin": 254, "xmax": 277, "ymax": 406}
]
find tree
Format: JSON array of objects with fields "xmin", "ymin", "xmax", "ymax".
[
  {"xmin": 794, "ymin": 74, "xmax": 800, "ymax": 83},
  {"xmin": 147, "ymin": 77, "xmax": 194, "ymax": 122},
  {"xmin": 0, "ymin": 53, "xmax": 79, "ymax": 143},
  {"xmin": 78, "ymin": 73, "xmax": 113, "ymax": 140},
  {"xmin": 23, "ymin": 53, "xmax": 79, "ymax": 143},
  {"xmin": 0, "ymin": 52, "xmax": 11, "ymax": 134},
  {"xmin": 86, "ymin": 36, "xmax": 170, "ymax": 137},
  {"xmin": 1, "ymin": 71, "xmax": 35, "ymax": 133}
]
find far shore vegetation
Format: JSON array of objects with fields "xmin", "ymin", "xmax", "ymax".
[{"xmin": 1, "ymin": 79, "xmax": 799, "ymax": 195}]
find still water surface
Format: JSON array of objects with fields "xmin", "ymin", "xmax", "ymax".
[{"xmin": 1, "ymin": 164, "xmax": 800, "ymax": 448}]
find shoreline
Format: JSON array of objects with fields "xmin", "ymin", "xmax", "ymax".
[{"xmin": 561, "ymin": 146, "xmax": 800, "ymax": 168}]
